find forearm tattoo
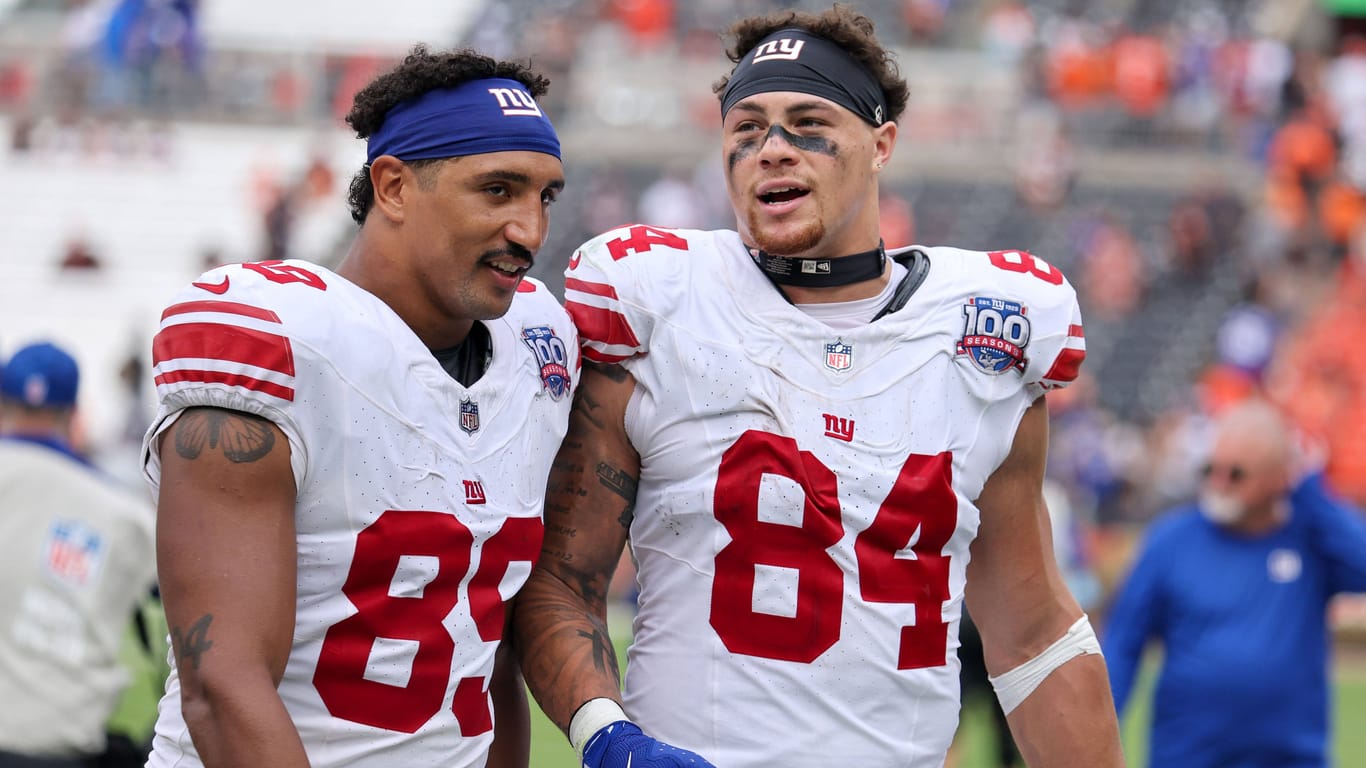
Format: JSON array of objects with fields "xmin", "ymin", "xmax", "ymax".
[
  {"xmin": 596, "ymin": 463, "xmax": 638, "ymax": 528},
  {"xmin": 170, "ymin": 613, "xmax": 215, "ymax": 671},
  {"xmin": 578, "ymin": 626, "xmax": 620, "ymax": 681},
  {"xmin": 174, "ymin": 409, "xmax": 275, "ymax": 463}
]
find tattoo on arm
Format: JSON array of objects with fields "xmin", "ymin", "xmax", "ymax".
[
  {"xmin": 577, "ymin": 627, "xmax": 621, "ymax": 683},
  {"xmin": 593, "ymin": 363, "xmax": 631, "ymax": 383},
  {"xmin": 596, "ymin": 463, "xmax": 638, "ymax": 528},
  {"xmin": 174, "ymin": 409, "xmax": 276, "ymax": 463},
  {"xmin": 170, "ymin": 614, "xmax": 215, "ymax": 671},
  {"xmin": 570, "ymin": 389, "xmax": 606, "ymax": 431},
  {"xmin": 568, "ymin": 364, "xmax": 631, "ymax": 431}
]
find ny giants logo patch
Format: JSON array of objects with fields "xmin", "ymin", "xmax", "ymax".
[
  {"xmin": 957, "ymin": 296, "xmax": 1031, "ymax": 375},
  {"xmin": 823, "ymin": 413, "xmax": 854, "ymax": 442},
  {"xmin": 487, "ymin": 86, "xmax": 543, "ymax": 117},
  {"xmin": 459, "ymin": 398, "xmax": 480, "ymax": 434},
  {"xmin": 522, "ymin": 326, "xmax": 572, "ymax": 400},
  {"xmin": 752, "ymin": 38, "xmax": 805, "ymax": 63},
  {"xmin": 463, "ymin": 479, "xmax": 488, "ymax": 505}
]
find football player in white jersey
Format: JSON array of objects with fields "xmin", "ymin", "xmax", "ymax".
[
  {"xmin": 513, "ymin": 7, "xmax": 1125, "ymax": 768},
  {"xmin": 141, "ymin": 46, "xmax": 574, "ymax": 768}
]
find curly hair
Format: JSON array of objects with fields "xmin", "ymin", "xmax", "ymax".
[
  {"xmin": 712, "ymin": 4, "xmax": 909, "ymax": 124},
  {"xmin": 344, "ymin": 44, "xmax": 551, "ymax": 224}
]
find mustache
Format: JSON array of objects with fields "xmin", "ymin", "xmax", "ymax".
[{"xmin": 481, "ymin": 243, "xmax": 535, "ymax": 269}]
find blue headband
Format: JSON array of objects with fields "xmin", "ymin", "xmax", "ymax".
[
  {"xmin": 366, "ymin": 78, "xmax": 561, "ymax": 164},
  {"xmin": 721, "ymin": 29, "xmax": 889, "ymax": 127}
]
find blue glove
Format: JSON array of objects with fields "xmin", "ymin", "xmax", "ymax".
[{"xmin": 581, "ymin": 721, "xmax": 717, "ymax": 768}]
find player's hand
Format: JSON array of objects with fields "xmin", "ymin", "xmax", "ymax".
[{"xmin": 581, "ymin": 721, "xmax": 717, "ymax": 768}]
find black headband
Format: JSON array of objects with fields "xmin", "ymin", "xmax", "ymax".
[{"xmin": 721, "ymin": 28, "xmax": 889, "ymax": 127}]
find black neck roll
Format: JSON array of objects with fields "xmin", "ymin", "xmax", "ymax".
[{"xmin": 749, "ymin": 241, "xmax": 886, "ymax": 288}]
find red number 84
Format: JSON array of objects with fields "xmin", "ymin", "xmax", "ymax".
[{"xmin": 709, "ymin": 431, "xmax": 957, "ymax": 670}]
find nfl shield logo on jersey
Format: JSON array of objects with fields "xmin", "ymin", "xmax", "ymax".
[
  {"xmin": 522, "ymin": 326, "xmax": 572, "ymax": 400},
  {"xmin": 957, "ymin": 296, "xmax": 1031, "ymax": 375},
  {"xmin": 459, "ymin": 398, "xmax": 480, "ymax": 434},
  {"xmin": 825, "ymin": 339, "xmax": 853, "ymax": 372}
]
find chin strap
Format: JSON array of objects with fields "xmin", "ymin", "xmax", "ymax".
[{"xmin": 748, "ymin": 240, "xmax": 886, "ymax": 288}]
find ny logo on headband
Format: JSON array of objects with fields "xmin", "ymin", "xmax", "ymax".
[
  {"xmin": 753, "ymin": 38, "xmax": 805, "ymax": 63},
  {"xmin": 487, "ymin": 87, "xmax": 544, "ymax": 117}
]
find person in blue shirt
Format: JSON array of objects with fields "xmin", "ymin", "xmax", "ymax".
[{"xmin": 1102, "ymin": 397, "xmax": 1366, "ymax": 767}]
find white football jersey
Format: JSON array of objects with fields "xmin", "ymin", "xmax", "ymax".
[
  {"xmin": 564, "ymin": 226, "xmax": 1084, "ymax": 767},
  {"xmin": 142, "ymin": 259, "xmax": 577, "ymax": 768}
]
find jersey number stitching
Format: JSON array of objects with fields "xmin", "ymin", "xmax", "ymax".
[
  {"xmin": 709, "ymin": 431, "xmax": 956, "ymax": 669},
  {"xmin": 243, "ymin": 260, "xmax": 328, "ymax": 290},
  {"xmin": 313, "ymin": 511, "xmax": 541, "ymax": 734},
  {"xmin": 605, "ymin": 225, "xmax": 689, "ymax": 261},
  {"xmin": 986, "ymin": 250, "xmax": 1063, "ymax": 285}
]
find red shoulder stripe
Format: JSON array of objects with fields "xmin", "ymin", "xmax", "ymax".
[
  {"xmin": 153, "ymin": 322, "xmax": 295, "ymax": 377},
  {"xmin": 1043, "ymin": 347, "xmax": 1086, "ymax": 383},
  {"xmin": 162, "ymin": 300, "xmax": 282, "ymax": 324},
  {"xmin": 566, "ymin": 301, "xmax": 641, "ymax": 350},
  {"xmin": 565, "ymin": 277, "xmax": 621, "ymax": 299},
  {"xmin": 581, "ymin": 348, "xmax": 634, "ymax": 364},
  {"xmin": 154, "ymin": 369, "xmax": 294, "ymax": 401}
]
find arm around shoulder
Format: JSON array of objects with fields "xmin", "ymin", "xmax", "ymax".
[
  {"xmin": 512, "ymin": 362, "xmax": 639, "ymax": 735},
  {"xmin": 511, "ymin": 362, "xmax": 718, "ymax": 768}
]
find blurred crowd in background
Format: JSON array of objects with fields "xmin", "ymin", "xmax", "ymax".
[{"xmin": 3, "ymin": 0, "xmax": 1366, "ymax": 636}]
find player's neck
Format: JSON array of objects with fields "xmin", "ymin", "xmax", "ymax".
[
  {"xmin": 336, "ymin": 237, "xmax": 475, "ymax": 350},
  {"xmin": 779, "ymin": 269, "xmax": 892, "ymax": 305},
  {"xmin": 748, "ymin": 234, "xmax": 890, "ymax": 305}
]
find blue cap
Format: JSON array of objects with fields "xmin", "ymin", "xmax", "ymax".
[{"xmin": 1, "ymin": 342, "xmax": 80, "ymax": 408}]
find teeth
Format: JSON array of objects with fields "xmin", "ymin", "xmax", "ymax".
[{"xmin": 489, "ymin": 261, "xmax": 521, "ymax": 274}]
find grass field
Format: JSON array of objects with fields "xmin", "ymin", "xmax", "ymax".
[
  {"xmin": 1106, "ymin": 650, "xmax": 1366, "ymax": 768},
  {"xmin": 110, "ymin": 605, "xmax": 1366, "ymax": 767},
  {"xmin": 527, "ymin": 629, "xmax": 1366, "ymax": 767},
  {"xmin": 528, "ymin": 665, "xmax": 1366, "ymax": 767}
]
